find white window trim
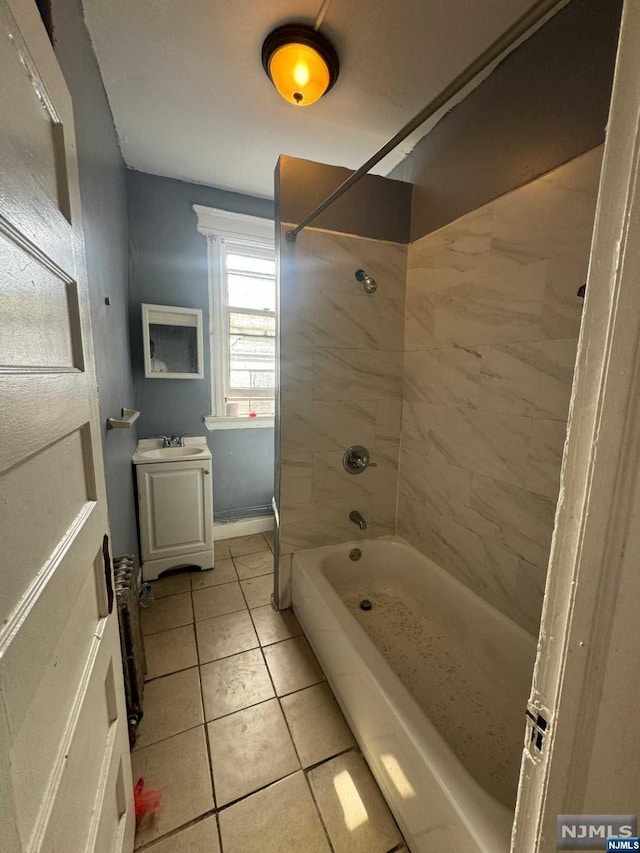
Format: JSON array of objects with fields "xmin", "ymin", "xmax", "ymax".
[{"xmin": 193, "ymin": 204, "xmax": 275, "ymax": 430}]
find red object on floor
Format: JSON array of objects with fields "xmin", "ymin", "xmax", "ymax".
[{"xmin": 134, "ymin": 777, "xmax": 162, "ymax": 825}]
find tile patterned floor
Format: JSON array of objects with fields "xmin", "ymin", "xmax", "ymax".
[{"xmin": 134, "ymin": 532, "xmax": 406, "ymax": 852}]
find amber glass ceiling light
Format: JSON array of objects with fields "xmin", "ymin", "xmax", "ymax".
[{"xmin": 262, "ymin": 24, "xmax": 339, "ymax": 106}]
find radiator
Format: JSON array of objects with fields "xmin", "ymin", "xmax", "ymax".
[{"xmin": 114, "ymin": 555, "xmax": 146, "ymax": 747}]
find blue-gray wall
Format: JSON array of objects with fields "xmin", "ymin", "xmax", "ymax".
[
  {"xmin": 127, "ymin": 171, "xmax": 275, "ymax": 519},
  {"xmin": 51, "ymin": 0, "xmax": 138, "ymax": 556}
]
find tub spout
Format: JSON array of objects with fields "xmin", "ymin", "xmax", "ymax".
[{"xmin": 349, "ymin": 510, "xmax": 367, "ymax": 530}]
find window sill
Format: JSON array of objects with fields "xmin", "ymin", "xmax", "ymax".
[{"xmin": 204, "ymin": 415, "xmax": 275, "ymax": 431}]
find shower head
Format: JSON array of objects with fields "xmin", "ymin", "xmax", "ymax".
[{"xmin": 355, "ymin": 269, "xmax": 377, "ymax": 294}]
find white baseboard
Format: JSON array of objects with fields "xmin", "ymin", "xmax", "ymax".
[{"xmin": 214, "ymin": 514, "xmax": 274, "ymax": 541}]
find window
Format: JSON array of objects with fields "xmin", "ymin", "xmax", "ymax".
[
  {"xmin": 223, "ymin": 242, "xmax": 276, "ymax": 415},
  {"xmin": 193, "ymin": 205, "xmax": 276, "ymax": 429}
]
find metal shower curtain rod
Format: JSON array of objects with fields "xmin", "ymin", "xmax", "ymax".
[{"xmin": 286, "ymin": 0, "xmax": 567, "ymax": 242}]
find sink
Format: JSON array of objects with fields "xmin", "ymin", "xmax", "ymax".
[{"xmin": 138, "ymin": 446, "xmax": 208, "ymax": 461}]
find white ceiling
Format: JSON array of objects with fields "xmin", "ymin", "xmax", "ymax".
[{"xmin": 83, "ymin": 0, "xmax": 540, "ymax": 199}]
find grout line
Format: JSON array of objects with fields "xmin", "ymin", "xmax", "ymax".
[
  {"xmin": 146, "ymin": 639, "xmax": 314, "ymax": 686},
  {"xmin": 215, "ymin": 812, "xmax": 224, "ymax": 853},
  {"xmin": 200, "ymin": 668, "xmax": 278, "ymax": 725},
  {"xmin": 143, "ymin": 624, "xmax": 198, "ymax": 684},
  {"xmin": 141, "ymin": 618, "xmax": 195, "ymax": 640},
  {"xmin": 302, "ymin": 744, "xmax": 359, "ymax": 774},
  {"xmin": 193, "ymin": 605, "xmax": 249, "ymax": 630},
  {"xmin": 355, "ymin": 749, "xmax": 408, "ymax": 849},
  {"xmin": 199, "ymin": 641, "xmax": 262, "ymax": 665},
  {"xmin": 144, "ymin": 661, "xmax": 195, "ymax": 684},
  {"xmin": 215, "ymin": 813, "xmax": 224, "ymax": 853},
  {"xmin": 191, "ymin": 569, "xmax": 240, "ymax": 591},
  {"xmin": 197, "ymin": 649, "xmax": 219, "ymax": 829},
  {"xmin": 140, "ymin": 662, "xmax": 199, "ymax": 687},
  {"xmin": 238, "ymin": 578, "xmax": 252, "ymax": 610},
  {"xmin": 144, "ymin": 636, "xmax": 199, "ymax": 684},
  {"xmin": 141, "ymin": 618, "xmax": 193, "ymax": 639},
  {"xmin": 192, "ymin": 578, "xmax": 243, "ymax": 595},
  {"xmin": 301, "ymin": 767, "xmax": 336, "ymax": 853},
  {"xmin": 230, "ymin": 544, "xmax": 272, "ymax": 564},
  {"xmin": 260, "ymin": 633, "xmax": 306, "ymax": 651},
  {"xmin": 246, "ymin": 604, "xmax": 305, "ymax": 765},
  {"xmin": 133, "ymin": 741, "xmax": 363, "ymax": 848},
  {"xmin": 238, "ymin": 583, "xmax": 276, "ymax": 613},
  {"xmin": 133, "ymin": 645, "xmax": 214, "ymax": 850},
  {"xmin": 275, "ymin": 677, "xmax": 326, "ymax": 700},
  {"xmin": 134, "ymin": 809, "xmax": 217, "ymax": 851},
  {"xmin": 132, "ymin": 718, "xmax": 204, "ymax": 753},
  {"xmin": 233, "ymin": 569, "xmax": 274, "ymax": 582},
  {"xmin": 231, "ymin": 545, "xmax": 271, "ymax": 565},
  {"xmin": 191, "ymin": 579, "xmax": 247, "ymax": 594},
  {"xmin": 225, "ymin": 544, "xmax": 273, "ymax": 565},
  {"xmin": 255, "ymin": 627, "xmax": 304, "ymax": 647},
  {"xmin": 196, "ymin": 609, "xmax": 302, "ymax": 668},
  {"xmin": 192, "ymin": 601, "xmax": 224, "ymax": 850},
  {"xmin": 146, "ymin": 587, "xmax": 191, "ymax": 603},
  {"xmin": 199, "ymin": 583, "xmax": 308, "ymax": 831},
  {"xmin": 214, "ymin": 768, "xmax": 300, "ymax": 813},
  {"xmin": 245, "ymin": 602, "xmax": 338, "ymax": 852},
  {"xmin": 302, "ymin": 743, "xmax": 408, "ymax": 851},
  {"xmin": 197, "ymin": 641, "xmax": 261, "ymax": 667},
  {"xmin": 140, "ymin": 594, "xmax": 222, "ymax": 847},
  {"xmin": 193, "ymin": 603, "xmax": 247, "ymax": 624},
  {"xmin": 203, "ymin": 693, "xmax": 276, "ymax": 726}
]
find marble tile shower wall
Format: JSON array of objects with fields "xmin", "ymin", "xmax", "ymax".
[
  {"xmin": 398, "ymin": 146, "xmax": 603, "ymax": 634},
  {"xmin": 278, "ymin": 226, "xmax": 407, "ymax": 555}
]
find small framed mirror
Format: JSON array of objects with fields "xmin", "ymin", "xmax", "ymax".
[{"xmin": 142, "ymin": 304, "xmax": 204, "ymax": 379}]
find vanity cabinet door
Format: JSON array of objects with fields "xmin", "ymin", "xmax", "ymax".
[{"xmin": 137, "ymin": 461, "xmax": 213, "ymax": 561}]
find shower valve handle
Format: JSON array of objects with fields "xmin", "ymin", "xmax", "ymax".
[{"xmin": 343, "ymin": 446, "xmax": 377, "ymax": 474}]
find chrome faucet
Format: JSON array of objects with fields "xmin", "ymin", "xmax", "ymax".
[
  {"xmin": 156, "ymin": 434, "xmax": 185, "ymax": 448},
  {"xmin": 349, "ymin": 510, "xmax": 367, "ymax": 530}
]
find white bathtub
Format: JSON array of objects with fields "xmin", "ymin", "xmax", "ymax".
[{"xmin": 292, "ymin": 536, "xmax": 536, "ymax": 853}]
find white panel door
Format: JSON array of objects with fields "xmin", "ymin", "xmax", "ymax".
[
  {"xmin": 138, "ymin": 461, "xmax": 213, "ymax": 561},
  {"xmin": 0, "ymin": 2, "xmax": 134, "ymax": 852}
]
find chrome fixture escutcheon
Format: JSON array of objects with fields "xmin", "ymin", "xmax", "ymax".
[{"xmin": 343, "ymin": 445, "xmax": 377, "ymax": 474}]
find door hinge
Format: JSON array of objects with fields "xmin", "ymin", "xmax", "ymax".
[
  {"xmin": 102, "ymin": 534, "xmax": 114, "ymax": 615},
  {"xmin": 526, "ymin": 703, "xmax": 550, "ymax": 759}
]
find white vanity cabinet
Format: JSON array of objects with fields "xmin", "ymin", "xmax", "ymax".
[{"xmin": 133, "ymin": 438, "xmax": 214, "ymax": 580}]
